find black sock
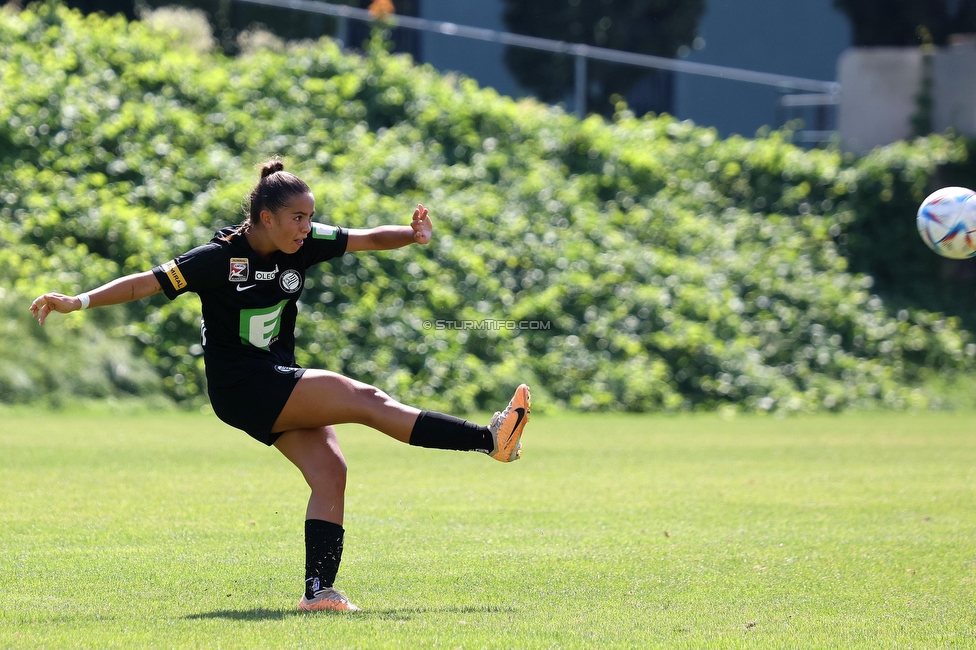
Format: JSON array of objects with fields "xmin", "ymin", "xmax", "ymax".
[
  {"xmin": 305, "ymin": 519, "xmax": 344, "ymax": 599},
  {"xmin": 408, "ymin": 411, "xmax": 493, "ymax": 453}
]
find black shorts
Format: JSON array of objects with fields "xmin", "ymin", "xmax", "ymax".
[{"xmin": 205, "ymin": 354, "xmax": 306, "ymax": 446}]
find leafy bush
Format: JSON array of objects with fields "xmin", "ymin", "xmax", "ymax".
[
  {"xmin": 842, "ymin": 138, "xmax": 976, "ymax": 319},
  {"xmin": 2, "ymin": 3, "xmax": 975, "ymax": 413},
  {"xmin": 0, "ymin": 289, "xmax": 165, "ymax": 405}
]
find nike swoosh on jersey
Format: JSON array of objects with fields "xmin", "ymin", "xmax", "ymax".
[{"xmin": 236, "ymin": 284, "xmax": 257, "ymax": 292}]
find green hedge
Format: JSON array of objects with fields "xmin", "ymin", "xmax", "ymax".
[
  {"xmin": 2, "ymin": 3, "xmax": 975, "ymax": 413},
  {"xmin": 0, "ymin": 289, "xmax": 164, "ymax": 406}
]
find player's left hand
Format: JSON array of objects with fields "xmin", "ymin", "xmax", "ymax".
[
  {"xmin": 29, "ymin": 292, "xmax": 80, "ymax": 325},
  {"xmin": 411, "ymin": 204, "xmax": 432, "ymax": 245}
]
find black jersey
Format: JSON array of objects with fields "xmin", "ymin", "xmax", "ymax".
[{"xmin": 152, "ymin": 223, "xmax": 348, "ymax": 367}]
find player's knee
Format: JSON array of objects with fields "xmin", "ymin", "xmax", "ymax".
[
  {"xmin": 332, "ymin": 451, "xmax": 348, "ymax": 487},
  {"xmin": 307, "ymin": 451, "xmax": 346, "ymax": 493},
  {"xmin": 353, "ymin": 384, "xmax": 395, "ymax": 427},
  {"xmin": 322, "ymin": 458, "xmax": 347, "ymax": 493}
]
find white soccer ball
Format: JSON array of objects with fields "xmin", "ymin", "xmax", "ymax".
[{"xmin": 916, "ymin": 186, "xmax": 976, "ymax": 259}]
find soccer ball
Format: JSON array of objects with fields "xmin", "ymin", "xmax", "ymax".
[{"xmin": 916, "ymin": 186, "xmax": 976, "ymax": 259}]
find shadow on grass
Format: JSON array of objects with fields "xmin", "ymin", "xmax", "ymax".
[
  {"xmin": 184, "ymin": 605, "xmax": 514, "ymax": 622},
  {"xmin": 184, "ymin": 608, "xmax": 300, "ymax": 621}
]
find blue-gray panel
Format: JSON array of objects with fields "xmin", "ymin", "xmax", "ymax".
[
  {"xmin": 674, "ymin": 0, "xmax": 850, "ymax": 136},
  {"xmin": 419, "ymin": 0, "xmax": 526, "ymax": 98}
]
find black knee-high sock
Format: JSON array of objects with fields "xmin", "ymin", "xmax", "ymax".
[
  {"xmin": 305, "ymin": 519, "xmax": 344, "ymax": 598},
  {"xmin": 409, "ymin": 411, "xmax": 493, "ymax": 453}
]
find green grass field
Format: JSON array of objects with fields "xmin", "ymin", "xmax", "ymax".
[{"xmin": 1, "ymin": 410, "xmax": 975, "ymax": 648}]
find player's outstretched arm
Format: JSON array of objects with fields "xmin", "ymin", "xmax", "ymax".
[
  {"xmin": 30, "ymin": 270, "xmax": 163, "ymax": 325},
  {"xmin": 345, "ymin": 204, "xmax": 433, "ymax": 252}
]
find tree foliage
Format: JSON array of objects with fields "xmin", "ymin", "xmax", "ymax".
[
  {"xmin": 57, "ymin": 0, "xmax": 350, "ymax": 52},
  {"xmin": 2, "ymin": 3, "xmax": 976, "ymax": 413},
  {"xmin": 502, "ymin": 0, "xmax": 704, "ymax": 117},
  {"xmin": 834, "ymin": 0, "xmax": 976, "ymax": 46}
]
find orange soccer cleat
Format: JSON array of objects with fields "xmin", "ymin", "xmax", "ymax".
[
  {"xmin": 297, "ymin": 587, "xmax": 360, "ymax": 612},
  {"xmin": 487, "ymin": 384, "xmax": 531, "ymax": 462}
]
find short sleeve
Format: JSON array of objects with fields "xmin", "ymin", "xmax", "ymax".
[
  {"xmin": 302, "ymin": 224, "xmax": 348, "ymax": 268},
  {"xmin": 151, "ymin": 242, "xmax": 224, "ymax": 300}
]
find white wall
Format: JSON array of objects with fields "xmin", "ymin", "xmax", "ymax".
[
  {"xmin": 934, "ymin": 44, "xmax": 976, "ymax": 137},
  {"xmin": 838, "ymin": 43, "xmax": 976, "ymax": 154},
  {"xmin": 837, "ymin": 48, "xmax": 921, "ymax": 154}
]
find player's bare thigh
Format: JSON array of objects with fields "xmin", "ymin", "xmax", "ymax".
[{"xmin": 272, "ymin": 369, "xmax": 420, "ymax": 442}]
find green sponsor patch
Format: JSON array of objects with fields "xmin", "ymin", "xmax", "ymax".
[
  {"xmin": 311, "ymin": 223, "xmax": 338, "ymax": 240},
  {"xmin": 239, "ymin": 300, "xmax": 288, "ymax": 350}
]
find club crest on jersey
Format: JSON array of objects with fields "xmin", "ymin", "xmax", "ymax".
[
  {"xmin": 229, "ymin": 258, "xmax": 249, "ymax": 282},
  {"xmin": 279, "ymin": 269, "xmax": 302, "ymax": 293}
]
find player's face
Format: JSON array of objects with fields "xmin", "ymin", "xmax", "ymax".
[{"xmin": 271, "ymin": 192, "xmax": 315, "ymax": 254}]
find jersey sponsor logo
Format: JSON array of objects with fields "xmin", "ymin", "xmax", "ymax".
[
  {"xmin": 160, "ymin": 260, "xmax": 187, "ymax": 292},
  {"xmin": 236, "ymin": 284, "xmax": 256, "ymax": 292},
  {"xmin": 274, "ymin": 365, "xmax": 300, "ymax": 375},
  {"xmin": 255, "ymin": 265, "xmax": 279, "ymax": 281},
  {"xmin": 311, "ymin": 223, "xmax": 338, "ymax": 240},
  {"xmin": 229, "ymin": 258, "xmax": 249, "ymax": 282},
  {"xmin": 239, "ymin": 300, "xmax": 289, "ymax": 350},
  {"xmin": 279, "ymin": 269, "xmax": 302, "ymax": 293}
]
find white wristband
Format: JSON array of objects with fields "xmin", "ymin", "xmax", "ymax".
[{"xmin": 78, "ymin": 293, "xmax": 91, "ymax": 310}]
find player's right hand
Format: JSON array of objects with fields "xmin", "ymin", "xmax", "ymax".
[
  {"xmin": 29, "ymin": 293, "xmax": 81, "ymax": 325},
  {"xmin": 411, "ymin": 204, "xmax": 432, "ymax": 245}
]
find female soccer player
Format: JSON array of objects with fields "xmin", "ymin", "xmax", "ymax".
[{"xmin": 29, "ymin": 159, "xmax": 531, "ymax": 612}]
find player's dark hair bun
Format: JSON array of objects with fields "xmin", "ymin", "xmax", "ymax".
[
  {"xmin": 260, "ymin": 158, "xmax": 285, "ymax": 178},
  {"xmin": 245, "ymin": 157, "xmax": 310, "ymax": 225}
]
